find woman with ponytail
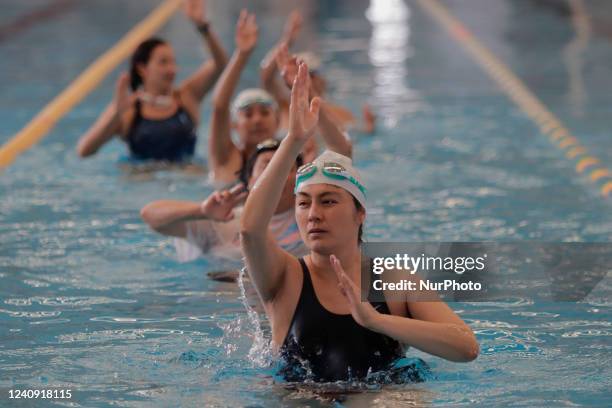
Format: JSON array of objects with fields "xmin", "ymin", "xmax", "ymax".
[{"xmin": 77, "ymin": 0, "xmax": 227, "ymax": 163}]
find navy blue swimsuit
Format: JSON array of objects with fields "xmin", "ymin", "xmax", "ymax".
[
  {"xmin": 279, "ymin": 258, "xmax": 405, "ymax": 382},
  {"xmin": 126, "ymin": 99, "xmax": 197, "ymax": 162}
]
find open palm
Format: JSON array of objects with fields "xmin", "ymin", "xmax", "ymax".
[
  {"xmin": 288, "ymin": 63, "xmax": 320, "ymax": 141},
  {"xmin": 235, "ymin": 10, "xmax": 258, "ymax": 52},
  {"xmin": 184, "ymin": 0, "xmax": 207, "ymax": 26},
  {"xmin": 200, "ymin": 185, "xmax": 247, "ymax": 222},
  {"xmin": 331, "ymin": 255, "xmax": 379, "ymax": 329}
]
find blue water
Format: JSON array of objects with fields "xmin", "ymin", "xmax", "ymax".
[{"xmin": 1, "ymin": 0, "xmax": 611, "ymax": 406}]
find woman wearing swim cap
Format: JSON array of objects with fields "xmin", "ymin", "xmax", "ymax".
[
  {"xmin": 241, "ymin": 63, "xmax": 479, "ymax": 382},
  {"xmin": 77, "ymin": 0, "xmax": 227, "ymax": 162},
  {"xmin": 207, "ymin": 10, "xmax": 351, "ymax": 184}
]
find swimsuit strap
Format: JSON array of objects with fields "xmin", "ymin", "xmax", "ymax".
[
  {"xmin": 126, "ymin": 100, "xmax": 143, "ymax": 141},
  {"xmin": 279, "ymin": 257, "xmax": 405, "ymax": 382},
  {"xmin": 297, "ymin": 257, "xmax": 316, "ymax": 300}
]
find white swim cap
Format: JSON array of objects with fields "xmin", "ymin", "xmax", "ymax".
[
  {"xmin": 294, "ymin": 150, "xmax": 366, "ymax": 209},
  {"xmin": 232, "ymin": 88, "xmax": 278, "ymax": 114}
]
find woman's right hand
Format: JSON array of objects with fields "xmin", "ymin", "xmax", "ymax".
[
  {"xmin": 184, "ymin": 0, "xmax": 207, "ymax": 26},
  {"xmin": 235, "ymin": 10, "xmax": 258, "ymax": 53},
  {"xmin": 288, "ymin": 63, "xmax": 320, "ymax": 142},
  {"xmin": 200, "ymin": 184, "xmax": 248, "ymax": 222},
  {"xmin": 113, "ymin": 72, "xmax": 136, "ymax": 114}
]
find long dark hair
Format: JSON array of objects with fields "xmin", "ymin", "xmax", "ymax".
[
  {"xmin": 353, "ymin": 196, "xmax": 364, "ymax": 244},
  {"xmin": 129, "ymin": 37, "xmax": 166, "ymax": 91}
]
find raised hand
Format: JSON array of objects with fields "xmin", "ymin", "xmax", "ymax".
[
  {"xmin": 184, "ymin": 0, "xmax": 207, "ymax": 26},
  {"xmin": 200, "ymin": 184, "xmax": 248, "ymax": 222},
  {"xmin": 282, "ymin": 10, "xmax": 303, "ymax": 45},
  {"xmin": 288, "ymin": 62, "xmax": 320, "ymax": 141},
  {"xmin": 275, "ymin": 43, "xmax": 299, "ymax": 89},
  {"xmin": 235, "ymin": 10, "xmax": 258, "ymax": 53},
  {"xmin": 113, "ymin": 72, "xmax": 136, "ymax": 113},
  {"xmin": 331, "ymin": 255, "xmax": 379, "ymax": 328},
  {"xmin": 362, "ymin": 104, "xmax": 377, "ymax": 133}
]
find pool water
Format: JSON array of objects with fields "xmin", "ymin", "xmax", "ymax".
[{"xmin": 1, "ymin": 0, "xmax": 611, "ymax": 406}]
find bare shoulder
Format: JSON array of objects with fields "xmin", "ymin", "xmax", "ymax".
[{"xmin": 177, "ymin": 89, "xmax": 200, "ymax": 125}]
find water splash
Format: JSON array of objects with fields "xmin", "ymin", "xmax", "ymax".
[{"xmin": 237, "ymin": 266, "xmax": 273, "ymax": 367}]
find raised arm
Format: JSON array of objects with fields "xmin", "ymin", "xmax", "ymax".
[
  {"xmin": 141, "ymin": 184, "xmax": 247, "ymax": 237},
  {"xmin": 260, "ymin": 10, "xmax": 303, "ymax": 106},
  {"xmin": 276, "ymin": 45, "xmax": 352, "ymax": 157},
  {"xmin": 241, "ymin": 63, "xmax": 320, "ymax": 301},
  {"xmin": 76, "ymin": 73, "xmax": 133, "ymax": 157},
  {"xmin": 209, "ymin": 10, "xmax": 258, "ymax": 169},
  {"xmin": 317, "ymin": 98, "xmax": 353, "ymax": 157},
  {"xmin": 180, "ymin": 0, "xmax": 228, "ymax": 103}
]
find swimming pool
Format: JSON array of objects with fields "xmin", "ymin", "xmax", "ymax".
[{"xmin": 1, "ymin": 0, "xmax": 611, "ymax": 406}]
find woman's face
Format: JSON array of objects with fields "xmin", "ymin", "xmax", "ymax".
[
  {"xmin": 295, "ymin": 183, "xmax": 365, "ymax": 254},
  {"xmin": 235, "ymin": 104, "xmax": 279, "ymax": 148},
  {"xmin": 138, "ymin": 44, "xmax": 177, "ymax": 92}
]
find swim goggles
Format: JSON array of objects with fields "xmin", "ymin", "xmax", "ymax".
[{"xmin": 295, "ymin": 161, "xmax": 367, "ymax": 197}]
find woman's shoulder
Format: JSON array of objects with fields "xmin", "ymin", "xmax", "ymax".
[{"xmin": 175, "ymin": 88, "xmax": 200, "ymax": 123}]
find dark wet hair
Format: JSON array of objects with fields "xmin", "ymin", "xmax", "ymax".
[
  {"xmin": 239, "ymin": 144, "xmax": 303, "ymax": 187},
  {"xmin": 129, "ymin": 37, "xmax": 167, "ymax": 91},
  {"xmin": 353, "ymin": 196, "xmax": 364, "ymax": 244}
]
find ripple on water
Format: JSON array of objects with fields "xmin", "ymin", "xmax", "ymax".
[
  {"xmin": 561, "ymin": 329, "xmax": 612, "ymax": 338},
  {"xmin": 30, "ymin": 318, "xmax": 71, "ymax": 325},
  {"xmin": 4, "ymin": 296, "xmax": 136, "ymax": 307},
  {"xmin": 0, "ymin": 309, "xmax": 61, "ymax": 318},
  {"xmin": 464, "ymin": 319, "xmax": 517, "ymax": 329},
  {"xmin": 22, "ymin": 280, "xmax": 51, "ymax": 288},
  {"xmin": 511, "ymin": 311, "xmax": 560, "ymax": 318},
  {"xmin": 57, "ymin": 329, "xmax": 190, "ymax": 344},
  {"xmin": 539, "ymin": 320, "xmax": 612, "ymax": 330},
  {"xmin": 90, "ymin": 315, "xmax": 219, "ymax": 324}
]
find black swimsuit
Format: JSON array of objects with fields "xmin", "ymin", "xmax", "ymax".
[
  {"xmin": 279, "ymin": 258, "xmax": 405, "ymax": 382},
  {"xmin": 126, "ymin": 99, "xmax": 196, "ymax": 162}
]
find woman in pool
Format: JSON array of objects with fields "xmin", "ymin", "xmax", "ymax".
[
  {"xmin": 240, "ymin": 63, "xmax": 479, "ymax": 382},
  {"xmin": 77, "ymin": 0, "xmax": 227, "ymax": 162},
  {"xmin": 208, "ymin": 10, "xmax": 351, "ymax": 184},
  {"xmin": 260, "ymin": 22, "xmax": 377, "ymax": 135},
  {"xmin": 140, "ymin": 139, "xmax": 307, "ymax": 264}
]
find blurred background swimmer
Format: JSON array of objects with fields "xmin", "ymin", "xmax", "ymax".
[
  {"xmin": 76, "ymin": 0, "xmax": 227, "ymax": 164},
  {"xmin": 208, "ymin": 10, "xmax": 352, "ymax": 185},
  {"xmin": 140, "ymin": 139, "xmax": 308, "ymax": 282},
  {"xmin": 259, "ymin": 12, "xmax": 376, "ymax": 137},
  {"xmin": 206, "ymin": 9, "xmax": 277, "ymax": 185}
]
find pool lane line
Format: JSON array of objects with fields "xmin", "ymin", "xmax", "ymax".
[
  {"xmin": 0, "ymin": 0, "xmax": 77, "ymax": 43},
  {"xmin": 0, "ymin": 0, "xmax": 182, "ymax": 170},
  {"xmin": 417, "ymin": 0, "xmax": 612, "ymax": 198}
]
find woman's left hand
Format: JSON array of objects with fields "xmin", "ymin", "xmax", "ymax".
[
  {"xmin": 184, "ymin": 0, "xmax": 207, "ymax": 26},
  {"xmin": 331, "ymin": 254, "xmax": 380, "ymax": 329}
]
